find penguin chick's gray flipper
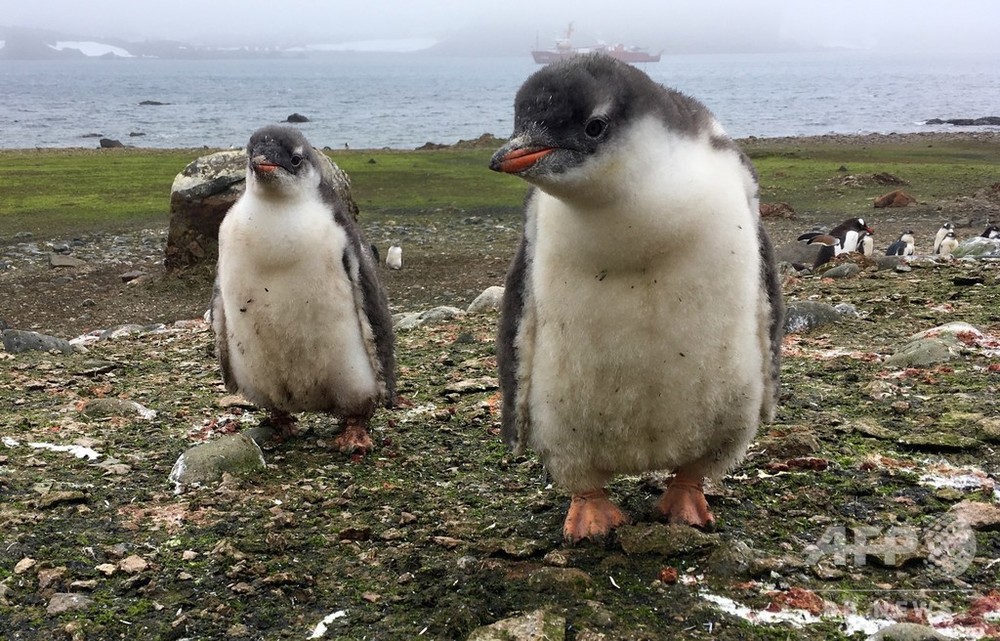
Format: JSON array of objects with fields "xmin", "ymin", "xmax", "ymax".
[{"xmin": 492, "ymin": 54, "xmax": 783, "ymax": 542}]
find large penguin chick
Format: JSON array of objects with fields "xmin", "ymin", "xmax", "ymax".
[
  {"xmin": 212, "ymin": 125, "xmax": 395, "ymax": 454},
  {"xmin": 491, "ymin": 55, "xmax": 782, "ymax": 542}
]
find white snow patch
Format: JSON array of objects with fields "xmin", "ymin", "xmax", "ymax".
[
  {"xmin": 69, "ymin": 330, "xmax": 105, "ymax": 347},
  {"xmin": 49, "ymin": 41, "xmax": 133, "ymax": 57},
  {"xmin": 308, "ymin": 609, "xmax": 347, "ymax": 638},
  {"xmin": 703, "ymin": 592, "xmax": 993, "ymax": 639},
  {"xmin": 920, "ymin": 472, "xmax": 993, "ymax": 492},
  {"xmin": 702, "ymin": 592, "xmax": 823, "ymax": 627},
  {"xmin": 28, "ymin": 442, "xmax": 101, "ymax": 461},
  {"xmin": 132, "ymin": 402, "xmax": 157, "ymax": 420},
  {"xmin": 917, "ymin": 461, "xmax": 996, "ymax": 499},
  {"xmin": 168, "ymin": 454, "xmax": 188, "ymax": 495},
  {"xmin": 293, "ymin": 38, "xmax": 438, "ymax": 53},
  {"xmin": 3, "ymin": 437, "xmax": 20, "ymax": 448},
  {"xmin": 401, "ymin": 403, "xmax": 437, "ymax": 423}
]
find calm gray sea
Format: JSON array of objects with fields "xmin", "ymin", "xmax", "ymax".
[{"xmin": 1, "ymin": 50, "xmax": 998, "ymax": 149}]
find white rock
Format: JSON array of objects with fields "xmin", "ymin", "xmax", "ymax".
[
  {"xmin": 393, "ymin": 306, "xmax": 465, "ymax": 331},
  {"xmin": 467, "ymin": 286, "xmax": 505, "ymax": 313}
]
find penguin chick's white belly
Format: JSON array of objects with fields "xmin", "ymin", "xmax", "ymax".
[
  {"xmin": 523, "ymin": 141, "xmax": 768, "ymax": 492},
  {"xmin": 218, "ymin": 197, "xmax": 379, "ymax": 414}
]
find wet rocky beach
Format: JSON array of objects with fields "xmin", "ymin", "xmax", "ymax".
[{"xmin": 2, "ymin": 133, "xmax": 1000, "ymax": 640}]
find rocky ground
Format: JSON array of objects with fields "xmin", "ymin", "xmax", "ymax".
[{"xmin": 3, "ymin": 136, "xmax": 1000, "ymax": 640}]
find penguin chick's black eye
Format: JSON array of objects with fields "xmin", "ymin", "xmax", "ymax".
[
  {"xmin": 584, "ymin": 117, "xmax": 608, "ymax": 138},
  {"xmin": 290, "ymin": 154, "xmax": 303, "ymax": 168}
]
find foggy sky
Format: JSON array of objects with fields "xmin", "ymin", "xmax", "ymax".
[{"xmin": 3, "ymin": 0, "xmax": 1000, "ymax": 54}]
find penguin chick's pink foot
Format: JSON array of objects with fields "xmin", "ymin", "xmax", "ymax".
[
  {"xmin": 563, "ymin": 488, "xmax": 629, "ymax": 543},
  {"xmin": 657, "ymin": 474, "xmax": 716, "ymax": 530},
  {"xmin": 332, "ymin": 417, "xmax": 374, "ymax": 455}
]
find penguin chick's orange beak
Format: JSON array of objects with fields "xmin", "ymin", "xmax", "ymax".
[
  {"xmin": 253, "ymin": 162, "xmax": 280, "ymax": 173},
  {"xmin": 493, "ymin": 147, "xmax": 554, "ymax": 173}
]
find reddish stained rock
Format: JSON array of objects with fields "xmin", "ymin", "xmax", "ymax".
[
  {"xmin": 874, "ymin": 189, "xmax": 917, "ymax": 208},
  {"xmin": 766, "ymin": 586, "xmax": 825, "ymax": 615},
  {"xmin": 949, "ymin": 501, "xmax": 1000, "ymax": 530},
  {"xmin": 765, "ymin": 457, "xmax": 830, "ymax": 472},
  {"xmin": 760, "ymin": 202, "xmax": 797, "ymax": 219},
  {"xmin": 658, "ymin": 567, "xmax": 678, "ymax": 584}
]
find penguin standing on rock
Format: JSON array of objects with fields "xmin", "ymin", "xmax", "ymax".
[
  {"xmin": 212, "ymin": 125, "xmax": 395, "ymax": 454},
  {"xmin": 490, "ymin": 54, "xmax": 783, "ymax": 542}
]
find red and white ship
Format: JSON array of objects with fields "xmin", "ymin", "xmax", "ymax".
[{"xmin": 531, "ymin": 23, "xmax": 662, "ymax": 64}]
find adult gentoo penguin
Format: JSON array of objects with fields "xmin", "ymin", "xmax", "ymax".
[
  {"xmin": 212, "ymin": 125, "xmax": 395, "ymax": 453},
  {"xmin": 885, "ymin": 230, "xmax": 915, "ymax": 256},
  {"xmin": 490, "ymin": 54, "xmax": 784, "ymax": 542},
  {"xmin": 933, "ymin": 222, "xmax": 954, "ymax": 254},
  {"xmin": 796, "ymin": 217, "xmax": 873, "ymax": 268}
]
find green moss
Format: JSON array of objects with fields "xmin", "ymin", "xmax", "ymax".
[{"xmin": 3, "ymin": 137, "xmax": 995, "ymax": 239}]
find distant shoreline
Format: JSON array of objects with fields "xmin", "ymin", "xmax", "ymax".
[
  {"xmin": 738, "ymin": 130, "xmax": 1000, "ymax": 147},
  {"xmin": 2, "ymin": 130, "xmax": 998, "ymax": 154}
]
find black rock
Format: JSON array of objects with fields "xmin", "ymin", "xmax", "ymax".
[
  {"xmin": 139, "ymin": 100, "xmax": 169, "ymax": 106},
  {"xmin": 926, "ymin": 116, "xmax": 1000, "ymax": 127},
  {"xmin": 285, "ymin": 113, "xmax": 310, "ymax": 123},
  {"xmin": 953, "ymin": 275, "xmax": 985, "ymax": 286},
  {"xmin": 99, "ymin": 138, "xmax": 124, "ymax": 148}
]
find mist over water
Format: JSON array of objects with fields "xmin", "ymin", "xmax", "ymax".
[{"xmin": 1, "ymin": 50, "xmax": 998, "ymax": 150}]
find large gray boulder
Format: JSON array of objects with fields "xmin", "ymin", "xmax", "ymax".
[
  {"xmin": 951, "ymin": 236, "xmax": 1000, "ymax": 259},
  {"xmin": 467, "ymin": 609, "xmax": 565, "ymax": 641},
  {"xmin": 1, "ymin": 329, "xmax": 74, "ymax": 354},
  {"xmin": 164, "ymin": 148, "xmax": 357, "ymax": 270},
  {"xmin": 884, "ymin": 322, "xmax": 981, "ymax": 368},
  {"xmin": 866, "ymin": 622, "xmax": 950, "ymax": 641},
  {"xmin": 393, "ymin": 306, "xmax": 466, "ymax": 330},
  {"xmin": 168, "ymin": 433, "xmax": 267, "ymax": 493},
  {"xmin": 773, "ymin": 241, "xmax": 821, "ymax": 267},
  {"xmin": 467, "ymin": 286, "xmax": 505, "ymax": 313},
  {"xmin": 783, "ymin": 301, "xmax": 857, "ymax": 334}
]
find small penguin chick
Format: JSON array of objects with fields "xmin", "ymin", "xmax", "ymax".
[
  {"xmin": 386, "ymin": 245, "xmax": 402, "ymax": 270},
  {"xmin": 938, "ymin": 230, "xmax": 959, "ymax": 257},
  {"xmin": 933, "ymin": 222, "xmax": 954, "ymax": 254},
  {"xmin": 491, "ymin": 54, "xmax": 783, "ymax": 543},
  {"xmin": 212, "ymin": 125, "xmax": 395, "ymax": 454}
]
